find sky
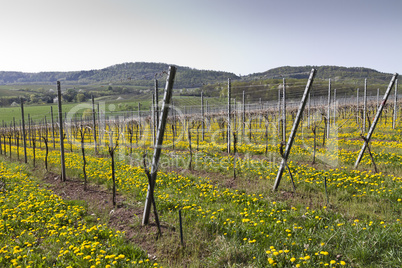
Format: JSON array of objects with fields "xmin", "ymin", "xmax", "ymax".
[{"xmin": 0, "ymin": 0, "xmax": 401, "ymax": 76}]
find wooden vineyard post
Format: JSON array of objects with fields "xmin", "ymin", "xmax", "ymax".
[
  {"xmin": 377, "ymin": 88, "xmax": 380, "ymax": 110},
  {"xmin": 152, "ymin": 94, "xmax": 155, "ymax": 145},
  {"xmin": 233, "ymin": 132, "xmax": 237, "ymax": 179},
  {"xmin": 363, "ymin": 78, "xmax": 367, "ymax": 133},
  {"xmin": 282, "ymin": 78, "xmax": 286, "ymax": 142},
  {"xmin": 92, "ymin": 95, "xmax": 97, "ymax": 154},
  {"xmin": 98, "ymin": 103, "xmax": 103, "ymax": 146},
  {"xmin": 354, "ymin": 73, "xmax": 398, "ymax": 168},
  {"xmin": 393, "ymin": 79, "xmax": 398, "ymax": 129},
  {"xmin": 356, "ymin": 88, "xmax": 359, "ymax": 124},
  {"xmin": 20, "ymin": 97, "xmax": 27, "ymax": 164},
  {"xmin": 142, "ymin": 66, "xmax": 176, "ymax": 226},
  {"xmin": 233, "ymin": 100, "xmax": 237, "ymax": 137},
  {"xmin": 16, "ymin": 122, "xmax": 20, "ymax": 160},
  {"xmin": 227, "ymin": 78, "xmax": 231, "ymax": 154},
  {"xmin": 13, "ymin": 117, "xmax": 15, "ymax": 144},
  {"xmin": 28, "ymin": 115, "xmax": 31, "ymax": 147},
  {"xmin": 307, "ymin": 92, "xmax": 311, "ymax": 128},
  {"xmin": 242, "ymin": 91, "xmax": 245, "ymax": 142},
  {"xmin": 278, "ymin": 88, "xmax": 281, "ymax": 139},
  {"xmin": 155, "ymin": 79, "xmax": 159, "ymax": 133},
  {"xmin": 57, "ymin": 81, "xmax": 66, "ymax": 182},
  {"xmin": 201, "ymin": 91, "xmax": 205, "ymax": 141},
  {"xmin": 327, "ymin": 79, "xmax": 331, "ymax": 139},
  {"xmin": 273, "ymin": 68, "xmax": 316, "ymax": 191},
  {"xmin": 51, "ymin": 106, "xmax": 55, "ymax": 148},
  {"xmin": 333, "ymin": 88, "xmax": 337, "ymax": 126},
  {"xmin": 312, "ymin": 125, "xmax": 317, "ymax": 164},
  {"xmin": 138, "ymin": 102, "xmax": 142, "ymax": 139},
  {"xmin": 171, "ymin": 100, "xmax": 175, "ymax": 151},
  {"xmin": 188, "ymin": 126, "xmax": 192, "ymax": 170}
]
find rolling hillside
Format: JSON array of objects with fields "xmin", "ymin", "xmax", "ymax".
[
  {"xmin": 0, "ymin": 62, "xmax": 239, "ymax": 88},
  {"xmin": 0, "ymin": 63, "xmax": 393, "ymax": 88}
]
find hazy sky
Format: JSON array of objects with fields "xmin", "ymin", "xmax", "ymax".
[{"xmin": 1, "ymin": 0, "xmax": 401, "ymax": 75}]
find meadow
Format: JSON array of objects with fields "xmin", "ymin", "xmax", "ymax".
[{"xmin": 0, "ymin": 86, "xmax": 401, "ymax": 267}]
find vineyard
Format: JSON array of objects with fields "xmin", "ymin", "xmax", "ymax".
[{"xmin": 0, "ymin": 66, "xmax": 401, "ymax": 267}]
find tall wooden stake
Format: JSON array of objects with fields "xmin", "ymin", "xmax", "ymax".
[
  {"xmin": 20, "ymin": 98, "xmax": 27, "ymax": 163},
  {"xmin": 393, "ymin": 79, "xmax": 398, "ymax": 129},
  {"xmin": 242, "ymin": 90, "xmax": 245, "ymax": 141},
  {"xmin": 92, "ymin": 95, "xmax": 97, "ymax": 153},
  {"xmin": 278, "ymin": 88, "xmax": 281, "ymax": 138},
  {"xmin": 282, "ymin": 78, "xmax": 286, "ymax": 141},
  {"xmin": 143, "ymin": 66, "xmax": 176, "ymax": 225},
  {"xmin": 273, "ymin": 69, "xmax": 316, "ymax": 191},
  {"xmin": 356, "ymin": 88, "xmax": 359, "ymax": 124},
  {"xmin": 138, "ymin": 102, "xmax": 142, "ymax": 138},
  {"xmin": 377, "ymin": 88, "xmax": 380, "ymax": 110},
  {"xmin": 155, "ymin": 79, "xmax": 159, "ymax": 131},
  {"xmin": 51, "ymin": 106, "xmax": 55, "ymax": 148},
  {"xmin": 354, "ymin": 73, "xmax": 398, "ymax": 168},
  {"xmin": 327, "ymin": 79, "xmax": 331, "ymax": 138},
  {"xmin": 57, "ymin": 81, "xmax": 66, "ymax": 182},
  {"xmin": 363, "ymin": 78, "xmax": 367, "ymax": 133},
  {"xmin": 307, "ymin": 92, "xmax": 311, "ymax": 128},
  {"xmin": 201, "ymin": 91, "xmax": 205, "ymax": 141},
  {"xmin": 152, "ymin": 93, "xmax": 155, "ymax": 145},
  {"xmin": 333, "ymin": 88, "xmax": 337, "ymax": 126},
  {"xmin": 227, "ymin": 78, "xmax": 231, "ymax": 154}
]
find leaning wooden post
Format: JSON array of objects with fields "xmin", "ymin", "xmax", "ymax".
[
  {"xmin": 20, "ymin": 97, "xmax": 27, "ymax": 164},
  {"xmin": 393, "ymin": 79, "xmax": 398, "ymax": 129},
  {"xmin": 273, "ymin": 68, "xmax": 316, "ymax": 191},
  {"xmin": 57, "ymin": 81, "xmax": 67, "ymax": 182},
  {"xmin": 354, "ymin": 73, "xmax": 398, "ymax": 168},
  {"xmin": 142, "ymin": 66, "xmax": 176, "ymax": 225},
  {"xmin": 363, "ymin": 78, "xmax": 367, "ymax": 133},
  {"xmin": 227, "ymin": 78, "xmax": 231, "ymax": 154},
  {"xmin": 282, "ymin": 78, "xmax": 286, "ymax": 142},
  {"xmin": 327, "ymin": 79, "xmax": 331, "ymax": 138},
  {"xmin": 155, "ymin": 78, "xmax": 159, "ymax": 123},
  {"xmin": 152, "ymin": 93, "xmax": 156, "ymax": 145},
  {"xmin": 92, "ymin": 95, "xmax": 98, "ymax": 153}
]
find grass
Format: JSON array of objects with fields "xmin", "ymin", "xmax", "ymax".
[
  {"xmin": 0, "ymin": 93, "xmax": 227, "ymax": 123},
  {"xmin": 0, "ymin": 110, "xmax": 401, "ymax": 267},
  {"xmin": 0, "ymin": 160, "xmax": 154, "ymax": 267}
]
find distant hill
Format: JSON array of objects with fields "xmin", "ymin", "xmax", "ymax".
[
  {"xmin": 201, "ymin": 65, "xmax": 395, "ymax": 100},
  {"xmin": 0, "ymin": 63, "xmax": 394, "ymax": 99},
  {"xmin": 245, "ymin": 65, "xmax": 392, "ymax": 84},
  {"xmin": 0, "ymin": 62, "xmax": 239, "ymax": 88}
]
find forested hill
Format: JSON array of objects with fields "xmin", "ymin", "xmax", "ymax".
[
  {"xmin": 245, "ymin": 65, "xmax": 392, "ymax": 84},
  {"xmin": 0, "ymin": 62, "xmax": 239, "ymax": 88},
  {"xmin": 200, "ymin": 65, "xmax": 394, "ymax": 99},
  {"xmin": 0, "ymin": 63, "xmax": 392, "ymax": 88}
]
